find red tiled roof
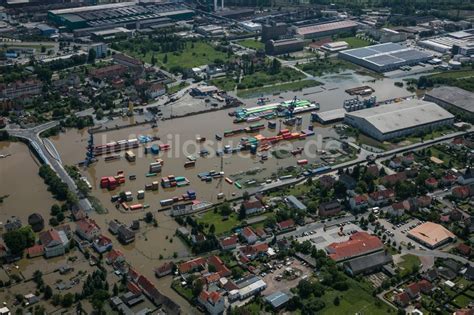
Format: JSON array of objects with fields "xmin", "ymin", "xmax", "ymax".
[
  {"xmin": 369, "ymin": 189, "xmax": 395, "ymax": 201},
  {"xmin": 241, "ymin": 227, "xmax": 256, "ymax": 238},
  {"xmin": 418, "ymin": 279, "xmax": 433, "ymax": 292},
  {"xmin": 220, "ymin": 235, "xmax": 238, "ymax": 247},
  {"xmin": 242, "ymin": 200, "xmax": 263, "ymax": 210},
  {"xmin": 26, "ymin": 244, "xmax": 44, "ymax": 257},
  {"xmin": 106, "ymin": 249, "xmax": 124, "ymax": 263},
  {"xmin": 456, "ymin": 243, "xmax": 472, "ymax": 256},
  {"xmin": 425, "ymin": 177, "xmax": 438, "ymax": 185},
  {"xmin": 395, "ymin": 292, "xmax": 410, "ymax": 305},
  {"xmin": 327, "ymin": 232, "xmax": 383, "ymax": 261},
  {"xmin": 128, "ymin": 267, "xmax": 140, "ymax": 282},
  {"xmin": 39, "ymin": 229, "xmax": 61, "ymax": 247},
  {"xmin": 277, "ymin": 219, "xmax": 295, "ymax": 230},
  {"xmin": 240, "ymin": 243, "xmax": 269, "ymax": 258},
  {"xmin": 204, "ymin": 273, "xmax": 221, "ymax": 284},
  {"xmin": 199, "ymin": 290, "xmax": 221, "ymax": 304},
  {"xmin": 137, "ymin": 275, "xmax": 159, "ymax": 300},
  {"xmin": 156, "ymin": 262, "xmax": 174, "ymax": 274},
  {"xmin": 179, "ymin": 257, "xmax": 206, "ymax": 274},
  {"xmin": 76, "ymin": 218, "xmax": 100, "ymax": 235},
  {"xmin": 127, "ymin": 281, "xmax": 142, "ymax": 295},
  {"xmin": 406, "ymin": 282, "xmax": 420, "ymax": 296},
  {"xmin": 255, "ymin": 228, "xmax": 266, "ymax": 237},
  {"xmin": 95, "ymin": 235, "xmax": 112, "ymax": 246},
  {"xmin": 354, "ymin": 194, "xmax": 368, "ymax": 204}
]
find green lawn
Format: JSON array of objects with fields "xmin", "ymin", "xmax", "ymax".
[
  {"xmin": 236, "ymin": 39, "xmax": 265, "ymax": 50},
  {"xmin": 171, "ymin": 281, "xmax": 193, "ymax": 302},
  {"xmin": 297, "ymin": 58, "xmax": 356, "ymax": 76},
  {"xmin": 397, "ymin": 254, "xmax": 421, "ymax": 277},
  {"xmin": 167, "ymin": 82, "xmax": 190, "ymax": 95},
  {"xmin": 237, "ymin": 79, "xmax": 321, "ymax": 98},
  {"xmin": 339, "ymin": 36, "xmax": 372, "ymax": 48},
  {"xmin": 195, "ymin": 211, "xmax": 240, "ymax": 235},
  {"xmin": 452, "ymin": 294, "xmax": 472, "ymax": 308},
  {"xmin": 123, "ymin": 41, "xmax": 230, "ymax": 70},
  {"xmin": 238, "ymin": 68, "xmax": 306, "ymax": 89},
  {"xmin": 211, "ymin": 76, "xmax": 237, "ymax": 91},
  {"xmin": 320, "ymin": 278, "xmax": 388, "ymax": 315}
]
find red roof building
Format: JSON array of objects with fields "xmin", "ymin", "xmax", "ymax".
[
  {"xmin": 155, "ymin": 262, "xmax": 174, "ymax": 278},
  {"xmin": 276, "ymin": 219, "xmax": 295, "ymax": 231},
  {"xmin": 326, "ymin": 232, "xmax": 383, "ymax": 262},
  {"xmin": 26, "ymin": 244, "xmax": 44, "ymax": 258},
  {"xmin": 240, "ymin": 243, "xmax": 269, "ymax": 260},
  {"xmin": 207, "ymin": 255, "xmax": 231, "ymax": 278},
  {"xmin": 425, "ymin": 177, "xmax": 439, "ymax": 188},
  {"xmin": 394, "ymin": 292, "xmax": 410, "ymax": 307},
  {"xmin": 219, "ymin": 235, "xmax": 239, "ymax": 250},
  {"xmin": 76, "ymin": 218, "xmax": 101, "ymax": 241},
  {"xmin": 241, "ymin": 226, "xmax": 258, "ymax": 244},
  {"xmin": 127, "ymin": 281, "xmax": 142, "ymax": 295},
  {"xmin": 106, "ymin": 249, "xmax": 124, "ymax": 264},
  {"xmin": 178, "ymin": 257, "xmax": 206, "ymax": 274}
]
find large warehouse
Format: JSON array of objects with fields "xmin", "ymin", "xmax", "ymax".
[
  {"xmin": 344, "ymin": 99, "xmax": 455, "ymax": 141},
  {"xmin": 48, "ymin": 2, "xmax": 194, "ymax": 30},
  {"xmin": 294, "ymin": 20, "xmax": 358, "ymax": 39},
  {"xmin": 338, "ymin": 42, "xmax": 433, "ymax": 72},
  {"xmin": 424, "ymin": 86, "xmax": 474, "ymax": 123},
  {"xmin": 407, "ymin": 222, "xmax": 455, "ymax": 249}
]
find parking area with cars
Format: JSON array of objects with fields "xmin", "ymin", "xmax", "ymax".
[
  {"xmin": 295, "ymin": 222, "xmax": 363, "ymax": 250},
  {"xmin": 375, "ymin": 218, "xmax": 426, "ymax": 249}
]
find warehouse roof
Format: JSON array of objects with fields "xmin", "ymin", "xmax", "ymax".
[
  {"xmin": 265, "ymin": 291, "xmax": 290, "ymax": 308},
  {"xmin": 50, "ymin": 2, "xmax": 135, "ymax": 15},
  {"xmin": 408, "ymin": 222, "xmax": 455, "ymax": 247},
  {"xmin": 296, "ymin": 20, "xmax": 358, "ymax": 36},
  {"xmin": 345, "ymin": 99, "xmax": 454, "ymax": 134},
  {"xmin": 344, "ymin": 250, "xmax": 392, "ymax": 274},
  {"xmin": 425, "ymin": 86, "xmax": 474, "ymax": 114}
]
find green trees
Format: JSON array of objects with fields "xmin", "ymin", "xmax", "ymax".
[
  {"xmin": 3, "ymin": 226, "xmax": 35, "ymax": 255},
  {"xmin": 38, "ymin": 165, "xmax": 73, "ymax": 202},
  {"xmin": 88, "ymin": 48, "xmax": 96, "ymax": 64}
]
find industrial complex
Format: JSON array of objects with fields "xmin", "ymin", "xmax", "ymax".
[
  {"xmin": 424, "ymin": 86, "xmax": 474, "ymax": 123},
  {"xmin": 339, "ymin": 42, "xmax": 433, "ymax": 72},
  {"xmin": 47, "ymin": 2, "xmax": 194, "ymax": 31},
  {"xmin": 344, "ymin": 99, "xmax": 455, "ymax": 141}
]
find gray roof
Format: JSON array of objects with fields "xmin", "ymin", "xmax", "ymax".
[
  {"xmin": 286, "ymin": 195, "xmax": 307, "ymax": 210},
  {"xmin": 345, "ymin": 99, "xmax": 454, "ymax": 134},
  {"xmin": 265, "ymin": 291, "xmax": 290, "ymax": 308},
  {"xmin": 425, "ymin": 86, "xmax": 474, "ymax": 114},
  {"xmin": 345, "ymin": 250, "xmax": 392, "ymax": 273}
]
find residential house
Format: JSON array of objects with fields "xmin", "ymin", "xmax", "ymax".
[
  {"xmin": 242, "ymin": 198, "xmax": 264, "ymax": 215},
  {"xmin": 207, "ymin": 255, "xmax": 231, "ymax": 278},
  {"xmin": 389, "ymin": 156, "xmax": 402, "ymax": 169},
  {"xmin": 178, "ymin": 257, "xmax": 206, "ymax": 274},
  {"xmin": 452, "ymin": 185, "xmax": 472, "ymax": 199},
  {"xmin": 4, "ymin": 216, "xmax": 21, "ymax": 232},
  {"xmin": 387, "ymin": 201, "xmax": 406, "ymax": 217},
  {"xmin": 106, "ymin": 249, "xmax": 125, "ymax": 265},
  {"xmin": 349, "ymin": 194, "xmax": 368, "ymax": 211},
  {"xmin": 241, "ymin": 227, "xmax": 258, "ymax": 244},
  {"xmin": 147, "ymin": 82, "xmax": 166, "ymax": 99},
  {"xmin": 380, "ymin": 172, "xmax": 407, "ymax": 186},
  {"xmin": 108, "ymin": 220, "xmax": 121, "ymax": 235},
  {"xmin": 155, "ymin": 262, "xmax": 174, "ymax": 278},
  {"xmin": 117, "ymin": 225, "xmax": 135, "ymax": 244},
  {"xmin": 26, "ymin": 244, "xmax": 44, "ymax": 258},
  {"xmin": 456, "ymin": 243, "xmax": 471, "ymax": 257},
  {"xmin": 394, "ymin": 292, "xmax": 410, "ymax": 307},
  {"xmin": 458, "ymin": 168, "xmax": 474, "ymax": 185},
  {"xmin": 39, "ymin": 229, "xmax": 68, "ymax": 258},
  {"xmin": 0, "ymin": 79, "xmax": 42, "ymax": 100},
  {"xmin": 92, "ymin": 235, "xmax": 113, "ymax": 253},
  {"xmin": 219, "ymin": 235, "xmax": 239, "ymax": 250},
  {"xmin": 319, "ymin": 175, "xmax": 336, "ymax": 189},
  {"xmin": 76, "ymin": 218, "xmax": 101, "ymax": 241},
  {"xmin": 198, "ymin": 290, "xmax": 225, "ymax": 315},
  {"xmin": 90, "ymin": 64, "xmax": 127, "ymax": 81},
  {"xmin": 319, "ymin": 200, "xmax": 342, "ymax": 217},
  {"xmin": 416, "ymin": 195, "xmax": 432, "ymax": 208},
  {"xmin": 366, "ymin": 165, "xmax": 380, "ymax": 177},
  {"xmin": 442, "ymin": 173, "xmax": 458, "ymax": 186},
  {"xmin": 254, "ymin": 228, "xmax": 268, "ymax": 240},
  {"xmin": 368, "ymin": 189, "xmax": 395, "ymax": 206},
  {"xmin": 425, "ymin": 177, "xmax": 439, "ymax": 189},
  {"xmin": 191, "ymin": 233, "xmax": 207, "ymax": 245},
  {"xmin": 240, "ymin": 243, "xmax": 269, "ymax": 260},
  {"xmin": 276, "ymin": 219, "xmax": 295, "ymax": 231}
]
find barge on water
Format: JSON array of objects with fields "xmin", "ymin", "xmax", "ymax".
[
  {"xmin": 232, "ymin": 99, "xmax": 320, "ymax": 122},
  {"xmin": 94, "ymin": 139, "xmax": 139, "ymax": 156}
]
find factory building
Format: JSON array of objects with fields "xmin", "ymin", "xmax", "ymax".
[
  {"xmin": 424, "ymin": 86, "xmax": 474, "ymax": 123},
  {"xmin": 338, "ymin": 42, "xmax": 433, "ymax": 72},
  {"xmin": 344, "ymin": 99, "xmax": 455, "ymax": 141},
  {"xmin": 261, "ymin": 22, "xmax": 288, "ymax": 42},
  {"xmin": 48, "ymin": 3, "xmax": 194, "ymax": 31},
  {"xmin": 265, "ymin": 38, "xmax": 305, "ymax": 55},
  {"xmin": 293, "ymin": 20, "xmax": 358, "ymax": 39},
  {"xmin": 367, "ymin": 28, "xmax": 407, "ymax": 43}
]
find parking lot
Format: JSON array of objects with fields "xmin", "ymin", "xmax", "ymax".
[
  {"xmin": 295, "ymin": 222, "xmax": 363, "ymax": 250},
  {"xmin": 261, "ymin": 259, "xmax": 313, "ymax": 296},
  {"xmin": 374, "ymin": 218, "xmax": 426, "ymax": 249}
]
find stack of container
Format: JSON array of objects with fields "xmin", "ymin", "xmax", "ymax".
[
  {"xmin": 137, "ymin": 190, "xmax": 145, "ymax": 199},
  {"xmin": 100, "ymin": 176, "xmax": 118, "ymax": 190},
  {"xmin": 125, "ymin": 151, "xmax": 136, "ymax": 162},
  {"xmin": 152, "ymin": 181, "xmax": 159, "ymax": 191},
  {"xmin": 151, "ymin": 144, "xmax": 160, "ymax": 155},
  {"xmin": 161, "ymin": 175, "xmax": 176, "ymax": 188},
  {"xmin": 159, "ymin": 144, "xmax": 171, "ymax": 151},
  {"xmin": 125, "ymin": 191, "xmax": 133, "ymax": 202},
  {"xmin": 149, "ymin": 162, "xmax": 162, "ymax": 174}
]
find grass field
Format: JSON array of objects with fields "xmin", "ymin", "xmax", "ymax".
[
  {"xmin": 196, "ymin": 211, "xmax": 240, "ymax": 235},
  {"xmin": 339, "ymin": 36, "xmax": 372, "ymax": 48},
  {"xmin": 452, "ymin": 294, "xmax": 472, "ymax": 308},
  {"xmin": 428, "ymin": 69, "xmax": 474, "ymax": 80},
  {"xmin": 167, "ymin": 82, "xmax": 190, "ymax": 95},
  {"xmin": 237, "ymin": 79, "xmax": 321, "ymax": 98},
  {"xmin": 211, "ymin": 76, "xmax": 237, "ymax": 91},
  {"xmin": 297, "ymin": 59, "xmax": 356, "ymax": 76},
  {"xmin": 239, "ymin": 68, "xmax": 306, "ymax": 89},
  {"xmin": 124, "ymin": 41, "xmax": 230, "ymax": 70},
  {"xmin": 236, "ymin": 39, "xmax": 265, "ymax": 50},
  {"xmin": 320, "ymin": 278, "xmax": 388, "ymax": 314},
  {"xmin": 397, "ymin": 254, "xmax": 421, "ymax": 277}
]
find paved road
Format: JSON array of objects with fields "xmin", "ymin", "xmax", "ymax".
[{"xmin": 6, "ymin": 122, "xmax": 93, "ymax": 211}]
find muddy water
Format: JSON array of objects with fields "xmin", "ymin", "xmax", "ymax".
[{"xmin": 0, "ymin": 141, "xmax": 58, "ymax": 226}]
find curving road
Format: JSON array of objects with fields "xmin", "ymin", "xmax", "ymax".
[{"xmin": 6, "ymin": 122, "xmax": 93, "ymax": 212}]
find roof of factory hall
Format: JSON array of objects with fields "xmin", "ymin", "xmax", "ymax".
[
  {"xmin": 345, "ymin": 99, "xmax": 454, "ymax": 134},
  {"xmin": 425, "ymin": 86, "xmax": 474, "ymax": 114},
  {"xmin": 296, "ymin": 20, "xmax": 358, "ymax": 36}
]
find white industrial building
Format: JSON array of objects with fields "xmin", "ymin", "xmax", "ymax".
[
  {"xmin": 344, "ymin": 99, "xmax": 455, "ymax": 141},
  {"xmin": 240, "ymin": 21, "xmax": 261, "ymax": 32}
]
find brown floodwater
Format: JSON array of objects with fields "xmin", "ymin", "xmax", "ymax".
[{"xmin": 0, "ymin": 141, "xmax": 58, "ymax": 227}]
